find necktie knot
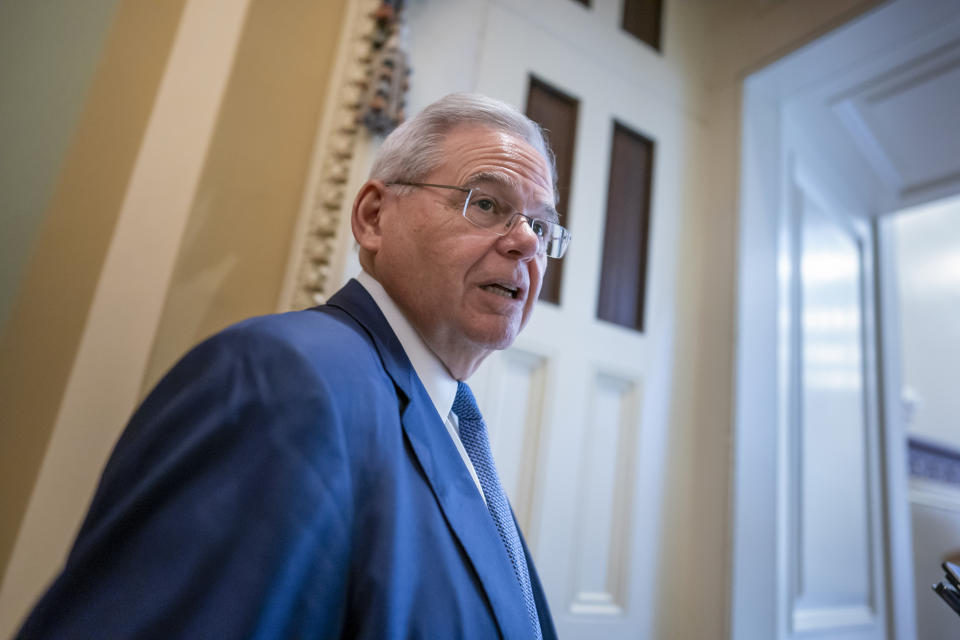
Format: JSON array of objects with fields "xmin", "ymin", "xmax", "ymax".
[{"xmin": 453, "ymin": 381, "xmax": 482, "ymax": 422}]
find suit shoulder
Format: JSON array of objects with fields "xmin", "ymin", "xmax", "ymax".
[
  {"xmin": 169, "ymin": 307, "xmax": 389, "ymax": 403},
  {"xmin": 226, "ymin": 307, "xmax": 375, "ymax": 361}
]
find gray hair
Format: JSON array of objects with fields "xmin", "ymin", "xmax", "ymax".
[{"xmin": 368, "ymin": 93, "xmax": 558, "ymax": 203}]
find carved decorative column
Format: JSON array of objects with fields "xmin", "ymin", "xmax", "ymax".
[{"xmin": 282, "ymin": 0, "xmax": 409, "ymax": 310}]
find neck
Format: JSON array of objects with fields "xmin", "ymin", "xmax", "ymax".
[
  {"xmin": 359, "ymin": 266, "xmax": 489, "ymax": 380},
  {"xmin": 434, "ymin": 345, "xmax": 489, "ymax": 381}
]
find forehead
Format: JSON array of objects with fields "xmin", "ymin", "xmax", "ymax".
[{"xmin": 438, "ymin": 125, "xmax": 555, "ymax": 204}]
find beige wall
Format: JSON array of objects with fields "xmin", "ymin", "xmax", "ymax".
[
  {"xmin": 0, "ymin": 0, "xmax": 187, "ymax": 582},
  {"xmin": 0, "ymin": 0, "xmax": 346, "ymax": 632},
  {"xmin": 143, "ymin": 0, "xmax": 348, "ymax": 392},
  {"xmin": 0, "ymin": 0, "xmax": 121, "ymax": 329}
]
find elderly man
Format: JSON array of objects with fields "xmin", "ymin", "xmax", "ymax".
[{"xmin": 16, "ymin": 93, "xmax": 570, "ymax": 639}]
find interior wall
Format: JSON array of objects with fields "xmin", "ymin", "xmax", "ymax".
[
  {"xmin": 0, "ymin": 0, "xmax": 121, "ymax": 330},
  {"xmin": 894, "ymin": 193, "xmax": 960, "ymax": 451},
  {"xmin": 0, "ymin": 0, "xmax": 347, "ymax": 635},
  {"xmin": 142, "ymin": 0, "xmax": 348, "ymax": 392},
  {"xmin": 0, "ymin": 0, "xmax": 187, "ymax": 582}
]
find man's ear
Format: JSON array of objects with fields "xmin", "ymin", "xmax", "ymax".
[{"xmin": 351, "ymin": 180, "xmax": 388, "ymax": 254}]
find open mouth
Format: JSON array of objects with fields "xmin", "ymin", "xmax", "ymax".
[{"xmin": 481, "ymin": 283, "xmax": 520, "ymax": 300}]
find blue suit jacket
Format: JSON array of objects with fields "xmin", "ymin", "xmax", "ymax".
[{"xmin": 17, "ymin": 280, "xmax": 556, "ymax": 639}]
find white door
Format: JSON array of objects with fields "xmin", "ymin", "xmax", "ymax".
[
  {"xmin": 448, "ymin": 2, "xmax": 686, "ymax": 638},
  {"xmin": 782, "ymin": 160, "xmax": 888, "ymax": 639}
]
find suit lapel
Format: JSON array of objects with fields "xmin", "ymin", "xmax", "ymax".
[
  {"xmin": 326, "ymin": 280, "xmax": 532, "ymax": 637},
  {"xmin": 519, "ymin": 519, "xmax": 557, "ymax": 640}
]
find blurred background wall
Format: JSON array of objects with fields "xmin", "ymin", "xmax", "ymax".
[
  {"xmin": 0, "ymin": 0, "xmax": 347, "ymax": 630},
  {"xmin": 0, "ymin": 0, "xmax": 187, "ymax": 613}
]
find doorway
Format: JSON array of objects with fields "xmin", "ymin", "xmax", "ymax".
[
  {"xmin": 888, "ymin": 193, "xmax": 960, "ymax": 639},
  {"xmin": 732, "ymin": 0, "xmax": 960, "ymax": 638}
]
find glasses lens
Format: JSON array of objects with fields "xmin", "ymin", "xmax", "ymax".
[
  {"xmin": 543, "ymin": 224, "xmax": 569, "ymax": 259},
  {"xmin": 519, "ymin": 216, "xmax": 569, "ymax": 259},
  {"xmin": 464, "ymin": 189, "xmax": 512, "ymax": 228},
  {"xmin": 464, "ymin": 189, "xmax": 569, "ymax": 259}
]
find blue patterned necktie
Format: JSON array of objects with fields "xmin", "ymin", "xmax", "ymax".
[{"xmin": 453, "ymin": 381, "xmax": 542, "ymax": 640}]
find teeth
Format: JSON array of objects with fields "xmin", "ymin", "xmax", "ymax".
[{"xmin": 482, "ymin": 284, "xmax": 518, "ymax": 299}]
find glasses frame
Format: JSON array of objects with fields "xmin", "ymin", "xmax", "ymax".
[{"xmin": 385, "ymin": 181, "xmax": 571, "ymax": 259}]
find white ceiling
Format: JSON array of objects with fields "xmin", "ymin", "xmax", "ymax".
[
  {"xmin": 763, "ymin": 0, "xmax": 960, "ymax": 216},
  {"xmin": 833, "ymin": 39, "xmax": 960, "ymax": 200}
]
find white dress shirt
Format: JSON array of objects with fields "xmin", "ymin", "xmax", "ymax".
[{"xmin": 355, "ymin": 271, "xmax": 486, "ymax": 503}]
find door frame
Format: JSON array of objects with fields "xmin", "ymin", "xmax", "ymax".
[{"xmin": 729, "ymin": 6, "xmax": 924, "ymax": 638}]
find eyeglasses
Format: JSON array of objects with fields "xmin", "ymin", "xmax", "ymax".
[{"xmin": 385, "ymin": 181, "xmax": 571, "ymax": 259}]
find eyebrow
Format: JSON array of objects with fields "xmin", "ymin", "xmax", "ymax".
[
  {"xmin": 464, "ymin": 172, "xmax": 560, "ymax": 223},
  {"xmin": 463, "ymin": 171, "xmax": 518, "ymax": 192}
]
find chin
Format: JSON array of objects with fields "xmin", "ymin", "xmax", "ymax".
[{"xmin": 466, "ymin": 321, "xmax": 521, "ymax": 352}]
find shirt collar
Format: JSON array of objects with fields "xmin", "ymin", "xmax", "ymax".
[{"xmin": 355, "ymin": 270, "xmax": 458, "ymax": 421}]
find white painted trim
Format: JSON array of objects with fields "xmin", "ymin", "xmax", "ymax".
[
  {"xmin": 874, "ymin": 217, "xmax": 919, "ymax": 640},
  {"xmin": 793, "ymin": 605, "xmax": 876, "ymax": 631},
  {"xmin": 0, "ymin": 1, "xmax": 251, "ymax": 635},
  {"xmin": 782, "ymin": 156, "xmax": 888, "ymax": 637},
  {"xmin": 909, "ymin": 477, "xmax": 960, "ymax": 513},
  {"xmin": 730, "ymin": 79, "xmax": 783, "ymax": 640},
  {"xmin": 832, "ymin": 99, "xmax": 904, "ymax": 191},
  {"xmin": 490, "ymin": 347, "xmax": 549, "ymax": 539}
]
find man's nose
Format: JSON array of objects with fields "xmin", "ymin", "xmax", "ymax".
[{"xmin": 498, "ymin": 215, "xmax": 541, "ymax": 259}]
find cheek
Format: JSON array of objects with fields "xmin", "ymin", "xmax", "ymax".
[
  {"xmin": 394, "ymin": 221, "xmax": 447, "ymax": 273},
  {"xmin": 531, "ymin": 258, "xmax": 547, "ymax": 293},
  {"xmin": 525, "ymin": 260, "xmax": 547, "ymax": 313},
  {"xmin": 413, "ymin": 241, "xmax": 470, "ymax": 306}
]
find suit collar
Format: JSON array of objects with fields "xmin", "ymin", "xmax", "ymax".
[
  {"xmin": 326, "ymin": 279, "xmax": 418, "ymax": 402},
  {"xmin": 353, "ymin": 271, "xmax": 457, "ymax": 420},
  {"xmin": 326, "ymin": 280, "xmax": 534, "ymax": 637}
]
